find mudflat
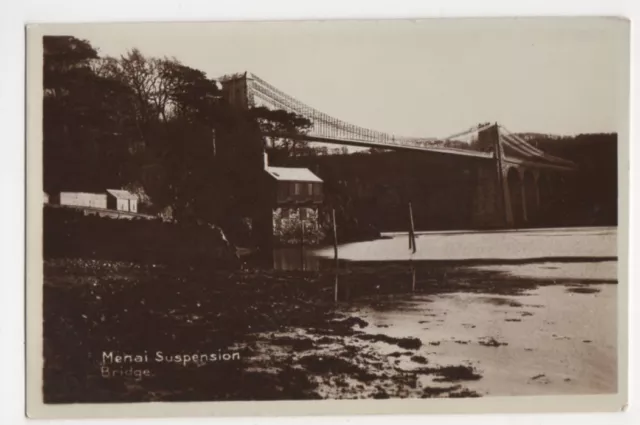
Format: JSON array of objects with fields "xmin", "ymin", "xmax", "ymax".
[{"xmin": 43, "ymin": 248, "xmax": 616, "ymax": 402}]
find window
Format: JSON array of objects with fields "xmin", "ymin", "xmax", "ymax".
[
  {"xmin": 294, "ymin": 183, "xmax": 301, "ymax": 195},
  {"xmin": 307, "ymin": 183, "xmax": 313, "ymax": 195}
]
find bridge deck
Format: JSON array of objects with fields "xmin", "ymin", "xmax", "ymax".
[
  {"xmin": 270, "ymin": 132, "xmax": 495, "ymax": 159},
  {"xmin": 269, "ymin": 132, "xmax": 577, "ymax": 171}
]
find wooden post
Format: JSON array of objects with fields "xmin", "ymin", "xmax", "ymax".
[
  {"xmin": 408, "ymin": 206, "xmax": 413, "ymax": 251},
  {"xmin": 300, "ymin": 209, "xmax": 305, "ymax": 271},
  {"xmin": 408, "ymin": 202, "xmax": 417, "ymax": 291},
  {"xmin": 332, "ymin": 209, "xmax": 339, "ymax": 302},
  {"xmin": 332, "ymin": 209, "xmax": 339, "ymax": 267},
  {"xmin": 408, "ymin": 202, "xmax": 417, "ymax": 254}
]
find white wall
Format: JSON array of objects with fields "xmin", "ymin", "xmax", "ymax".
[{"xmin": 59, "ymin": 192, "xmax": 107, "ymax": 209}]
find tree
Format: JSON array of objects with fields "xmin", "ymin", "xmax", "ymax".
[
  {"xmin": 157, "ymin": 62, "xmax": 222, "ymax": 221},
  {"xmin": 96, "ymin": 49, "xmax": 169, "ymax": 149},
  {"xmin": 43, "ymin": 36, "xmax": 139, "ymax": 195},
  {"xmin": 43, "ymin": 39, "xmax": 318, "ymax": 228},
  {"xmin": 250, "ymin": 106, "xmax": 312, "ymax": 161},
  {"xmin": 161, "ymin": 61, "xmax": 221, "ymax": 125},
  {"xmin": 98, "ymin": 50, "xmax": 225, "ymax": 221}
]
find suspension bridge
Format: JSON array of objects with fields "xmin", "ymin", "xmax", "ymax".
[
  {"xmin": 221, "ymin": 72, "xmax": 576, "ymax": 171},
  {"xmin": 219, "ymin": 72, "xmax": 578, "ymax": 230}
]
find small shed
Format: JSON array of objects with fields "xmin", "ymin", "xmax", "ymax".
[
  {"xmin": 106, "ymin": 189, "xmax": 138, "ymax": 213},
  {"xmin": 59, "ymin": 192, "xmax": 107, "ymax": 209}
]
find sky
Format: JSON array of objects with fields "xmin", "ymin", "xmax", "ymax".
[{"xmin": 52, "ymin": 18, "xmax": 628, "ymax": 138}]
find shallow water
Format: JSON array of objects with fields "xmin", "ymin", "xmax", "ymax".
[
  {"xmin": 311, "ymin": 226, "xmax": 617, "ymax": 263},
  {"xmin": 344, "ymin": 283, "xmax": 617, "ymax": 396},
  {"xmin": 270, "ymin": 226, "xmax": 618, "ymax": 397},
  {"xmin": 470, "ymin": 261, "xmax": 617, "ymax": 282}
]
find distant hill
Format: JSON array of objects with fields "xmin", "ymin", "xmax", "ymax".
[
  {"xmin": 524, "ymin": 132, "xmax": 618, "ymax": 226},
  {"xmin": 515, "ymin": 132, "xmax": 563, "ymax": 141}
]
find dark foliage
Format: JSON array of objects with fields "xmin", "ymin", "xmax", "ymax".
[
  {"xmin": 43, "ymin": 36, "xmax": 139, "ymax": 195},
  {"xmin": 43, "ymin": 206, "xmax": 239, "ymax": 268},
  {"xmin": 251, "ymin": 106, "xmax": 313, "ymax": 160},
  {"xmin": 43, "ymin": 37, "xmax": 310, "ymax": 228},
  {"xmin": 527, "ymin": 133, "xmax": 617, "ymax": 225}
]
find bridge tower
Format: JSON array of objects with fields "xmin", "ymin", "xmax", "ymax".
[
  {"xmin": 220, "ymin": 72, "xmax": 254, "ymax": 111},
  {"xmin": 472, "ymin": 123, "xmax": 551, "ymax": 229},
  {"xmin": 476, "ymin": 123, "xmax": 571, "ymax": 229},
  {"xmin": 471, "ymin": 124, "xmax": 510, "ymax": 228},
  {"xmin": 216, "ymin": 73, "xmax": 274, "ymax": 260}
]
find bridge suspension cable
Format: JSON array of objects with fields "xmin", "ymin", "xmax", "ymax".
[
  {"xmin": 236, "ymin": 73, "xmax": 575, "ymax": 167},
  {"xmin": 498, "ymin": 125, "xmax": 575, "ymax": 166},
  {"xmin": 249, "ymin": 73, "xmax": 469, "ymax": 147},
  {"xmin": 249, "ymin": 74, "xmax": 400, "ymax": 144},
  {"xmin": 442, "ymin": 123, "xmax": 495, "ymax": 141}
]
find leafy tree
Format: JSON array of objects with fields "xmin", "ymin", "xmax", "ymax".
[
  {"xmin": 98, "ymin": 50, "xmax": 225, "ymax": 221},
  {"xmin": 43, "ymin": 39, "xmax": 318, "ymax": 229},
  {"xmin": 251, "ymin": 106, "xmax": 312, "ymax": 161},
  {"xmin": 43, "ymin": 36, "xmax": 139, "ymax": 195}
]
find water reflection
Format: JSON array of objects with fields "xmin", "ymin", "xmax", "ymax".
[
  {"xmin": 273, "ymin": 247, "xmax": 322, "ymax": 271},
  {"xmin": 333, "ymin": 266, "xmax": 420, "ymax": 304},
  {"xmin": 273, "ymin": 246, "xmax": 423, "ymax": 304},
  {"xmin": 270, "ymin": 230, "xmax": 617, "ymax": 308}
]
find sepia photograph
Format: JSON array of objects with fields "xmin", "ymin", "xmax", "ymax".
[{"xmin": 25, "ymin": 17, "xmax": 629, "ymax": 418}]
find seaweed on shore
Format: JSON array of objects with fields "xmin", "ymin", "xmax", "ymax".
[{"xmin": 355, "ymin": 333, "xmax": 422, "ymax": 350}]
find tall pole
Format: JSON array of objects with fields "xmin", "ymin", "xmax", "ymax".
[
  {"xmin": 300, "ymin": 208, "xmax": 305, "ymax": 271},
  {"xmin": 408, "ymin": 205, "xmax": 413, "ymax": 251},
  {"xmin": 331, "ymin": 209, "xmax": 339, "ymax": 302},
  {"xmin": 408, "ymin": 202, "xmax": 417, "ymax": 292},
  {"xmin": 408, "ymin": 202, "xmax": 417, "ymax": 254},
  {"xmin": 332, "ymin": 209, "xmax": 339, "ymax": 267}
]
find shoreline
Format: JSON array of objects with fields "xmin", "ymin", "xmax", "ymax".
[{"xmin": 42, "ymin": 254, "xmax": 616, "ymax": 402}]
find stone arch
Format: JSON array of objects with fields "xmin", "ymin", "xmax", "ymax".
[
  {"xmin": 507, "ymin": 167, "xmax": 524, "ymax": 227},
  {"xmin": 523, "ymin": 170, "xmax": 537, "ymax": 225}
]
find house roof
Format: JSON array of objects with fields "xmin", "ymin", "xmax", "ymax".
[
  {"xmin": 106, "ymin": 189, "xmax": 138, "ymax": 200},
  {"xmin": 265, "ymin": 167, "xmax": 322, "ymax": 183}
]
